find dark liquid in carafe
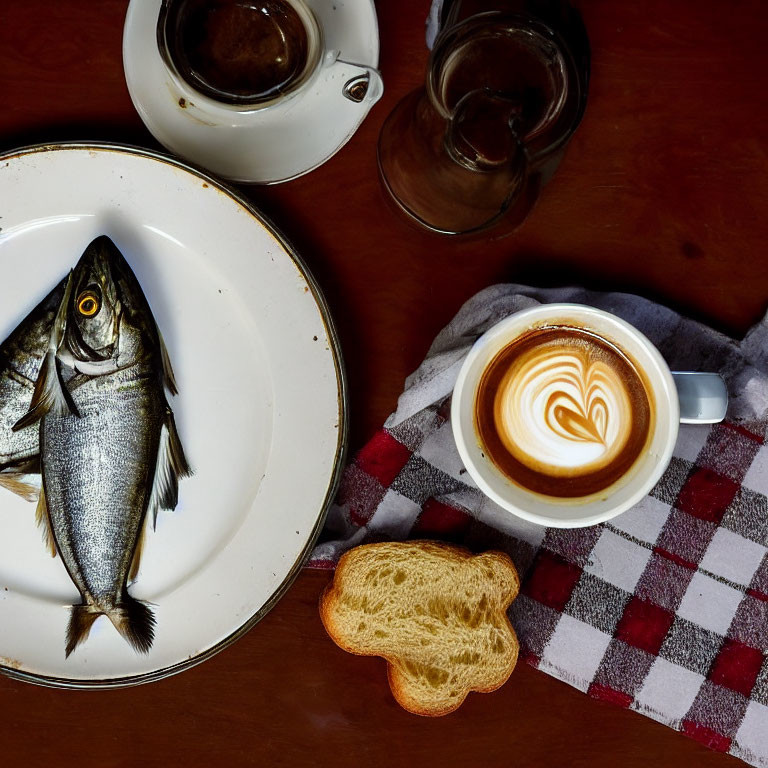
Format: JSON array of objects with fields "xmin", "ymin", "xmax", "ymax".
[{"xmin": 165, "ymin": 0, "xmax": 309, "ymax": 104}]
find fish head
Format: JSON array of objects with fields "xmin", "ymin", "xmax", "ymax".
[{"xmin": 65, "ymin": 236, "xmax": 158, "ymax": 367}]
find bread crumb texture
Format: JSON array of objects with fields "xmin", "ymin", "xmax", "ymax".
[{"xmin": 320, "ymin": 541, "xmax": 520, "ymax": 716}]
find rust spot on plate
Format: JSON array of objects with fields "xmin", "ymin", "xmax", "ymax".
[
  {"xmin": 179, "ymin": 98, "xmax": 187, "ymax": 108},
  {"xmin": 0, "ymin": 656, "xmax": 21, "ymax": 670},
  {"xmin": 203, "ymin": 182, "xmax": 209, "ymax": 188}
]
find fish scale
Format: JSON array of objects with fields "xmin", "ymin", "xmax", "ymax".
[{"xmin": 42, "ymin": 372, "xmax": 163, "ymax": 608}]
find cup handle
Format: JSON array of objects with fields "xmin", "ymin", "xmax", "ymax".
[
  {"xmin": 672, "ymin": 372, "xmax": 728, "ymax": 424},
  {"xmin": 322, "ymin": 52, "xmax": 384, "ymax": 105}
]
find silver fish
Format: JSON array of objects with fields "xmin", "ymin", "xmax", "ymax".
[
  {"xmin": 0, "ymin": 278, "xmax": 66, "ymax": 497},
  {"xmin": 16, "ymin": 236, "xmax": 190, "ymax": 656}
]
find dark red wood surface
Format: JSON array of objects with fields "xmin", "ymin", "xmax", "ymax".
[{"xmin": 1, "ymin": 0, "xmax": 766, "ymax": 765}]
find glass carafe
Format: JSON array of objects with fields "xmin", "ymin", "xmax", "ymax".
[{"xmin": 378, "ymin": 3, "xmax": 589, "ymax": 235}]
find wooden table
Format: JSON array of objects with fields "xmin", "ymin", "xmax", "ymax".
[{"xmin": 1, "ymin": 1, "xmax": 766, "ymax": 765}]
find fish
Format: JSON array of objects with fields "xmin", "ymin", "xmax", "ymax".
[
  {"xmin": 14, "ymin": 236, "xmax": 191, "ymax": 656},
  {"xmin": 0, "ymin": 278, "xmax": 67, "ymax": 498}
]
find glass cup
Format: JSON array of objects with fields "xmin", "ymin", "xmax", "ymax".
[{"xmin": 378, "ymin": 10, "xmax": 588, "ymax": 235}]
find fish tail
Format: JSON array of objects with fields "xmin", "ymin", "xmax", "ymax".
[
  {"xmin": 65, "ymin": 604, "xmax": 100, "ymax": 658},
  {"xmin": 108, "ymin": 595, "xmax": 156, "ymax": 655}
]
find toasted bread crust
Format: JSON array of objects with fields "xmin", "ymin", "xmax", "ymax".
[{"xmin": 320, "ymin": 541, "xmax": 520, "ymax": 716}]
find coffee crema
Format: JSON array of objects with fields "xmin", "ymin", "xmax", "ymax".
[{"xmin": 475, "ymin": 326, "xmax": 654, "ymax": 498}]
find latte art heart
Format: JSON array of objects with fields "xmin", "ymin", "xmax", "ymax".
[
  {"xmin": 546, "ymin": 362, "xmax": 615, "ymax": 444},
  {"xmin": 475, "ymin": 326, "xmax": 654, "ymax": 497},
  {"xmin": 495, "ymin": 349, "xmax": 633, "ymax": 475},
  {"xmin": 550, "ymin": 397, "xmax": 607, "ymax": 444}
]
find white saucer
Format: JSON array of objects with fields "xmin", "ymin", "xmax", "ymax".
[{"xmin": 123, "ymin": 0, "xmax": 382, "ymax": 184}]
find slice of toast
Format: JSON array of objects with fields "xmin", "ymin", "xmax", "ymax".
[{"xmin": 319, "ymin": 541, "xmax": 520, "ymax": 716}]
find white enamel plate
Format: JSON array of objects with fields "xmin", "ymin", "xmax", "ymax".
[{"xmin": 0, "ymin": 144, "xmax": 346, "ymax": 687}]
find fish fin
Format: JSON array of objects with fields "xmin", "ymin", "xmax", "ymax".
[
  {"xmin": 0, "ymin": 472, "xmax": 38, "ymax": 502},
  {"xmin": 12, "ymin": 270, "xmax": 79, "ymax": 432},
  {"xmin": 108, "ymin": 596, "xmax": 155, "ymax": 654},
  {"xmin": 65, "ymin": 605, "xmax": 100, "ymax": 658},
  {"xmin": 167, "ymin": 409, "xmax": 192, "ymax": 479},
  {"xmin": 158, "ymin": 332, "xmax": 178, "ymax": 396},
  {"xmin": 128, "ymin": 517, "xmax": 148, "ymax": 585},
  {"xmin": 11, "ymin": 352, "xmax": 79, "ymax": 432},
  {"xmin": 34, "ymin": 485, "xmax": 57, "ymax": 558},
  {"xmin": 148, "ymin": 409, "xmax": 192, "ymax": 529}
]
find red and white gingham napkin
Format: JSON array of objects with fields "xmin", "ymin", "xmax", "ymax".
[{"xmin": 310, "ymin": 285, "xmax": 768, "ymax": 766}]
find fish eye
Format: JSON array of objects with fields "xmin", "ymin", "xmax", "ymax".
[{"xmin": 77, "ymin": 291, "xmax": 100, "ymax": 317}]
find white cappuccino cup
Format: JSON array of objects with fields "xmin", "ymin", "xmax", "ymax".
[{"xmin": 451, "ymin": 304, "xmax": 727, "ymax": 528}]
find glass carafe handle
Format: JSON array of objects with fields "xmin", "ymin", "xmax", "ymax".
[{"xmin": 445, "ymin": 88, "xmax": 528, "ymax": 176}]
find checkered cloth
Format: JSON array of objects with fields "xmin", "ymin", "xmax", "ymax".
[{"xmin": 310, "ymin": 285, "xmax": 768, "ymax": 765}]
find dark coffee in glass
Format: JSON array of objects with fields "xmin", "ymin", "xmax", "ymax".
[{"xmin": 158, "ymin": 0, "xmax": 315, "ymax": 106}]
